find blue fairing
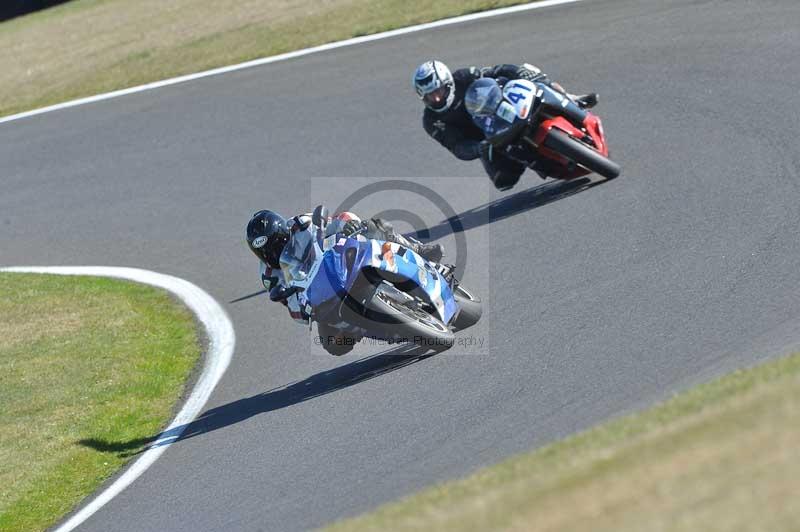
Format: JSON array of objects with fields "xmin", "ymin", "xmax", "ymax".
[
  {"xmin": 305, "ymin": 235, "xmax": 458, "ymax": 324},
  {"xmin": 305, "ymin": 250, "xmax": 344, "ymax": 306}
]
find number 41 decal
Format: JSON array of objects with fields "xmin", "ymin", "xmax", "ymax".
[{"xmin": 506, "ymin": 82, "xmax": 532, "ymax": 104}]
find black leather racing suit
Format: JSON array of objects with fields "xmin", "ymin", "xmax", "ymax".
[{"xmin": 422, "ymin": 63, "xmax": 555, "ymax": 190}]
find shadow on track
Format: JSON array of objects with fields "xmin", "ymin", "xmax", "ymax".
[
  {"xmin": 421, "ymin": 177, "xmax": 602, "ymax": 241},
  {"xmin": 229, "ymin": 289, "xmax": 267, "ymax": 304},
  {"xmin": 78, "ymin": 344, "xmax": 433, "ymax": 457}
]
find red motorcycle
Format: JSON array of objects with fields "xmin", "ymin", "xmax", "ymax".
[{"xmin": 466, "ymin": 77, "xmax": 620, "ymax": 181}]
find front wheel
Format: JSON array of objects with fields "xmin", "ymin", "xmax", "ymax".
[
  {"xmin": 544, "ymin": 128, "xmax": 621, "ymax": 180},
  {"xmin": 363, "ymin": 284, "xmax": 455, "ymax": 352}
]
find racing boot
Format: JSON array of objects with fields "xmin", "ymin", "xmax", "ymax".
[
  {"xmin": 529, "ymin": 158, "xmax": 563, "ymax": 180},
  {"xmin": 412, "ymin": 242, "xmax": 444, "ymax": 263},
  {"xmin": 317, "ymin": 321, "xmax": 358, "ymax": 356},
  {"xmin": 392, "ymin": 232, "xmax": 444, "ymax": 263},
  {"xmin": 571, "ymin": 93, "xmax": 599, "ymax": 109},
  {"xmin": 369, "ymin": 218, "xmax": 445, "ymax": 263}
]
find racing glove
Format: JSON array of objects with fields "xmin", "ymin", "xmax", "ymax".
[
  {"xmin": 515, "ymin": 63, "xmax": 545, "ymax": 82},
  {"xmin": 341, "ymin": 219, "xmax": 364, "ymax": 237},
  {"xmin": 262, "ymin": 273, "xmax": 280, "ymax": 291}
]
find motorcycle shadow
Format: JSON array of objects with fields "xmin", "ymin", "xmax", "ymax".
[
  {"xmin": 78, "ymin": 344, "xmax": 433, "ymax": 457},
  {"xmin": 421, "ymin": 177, "xmax": 603, "ymax": 241},
  {"xmin": 229, "ymin": 289, "xmax": 268, "ymax": 303}
]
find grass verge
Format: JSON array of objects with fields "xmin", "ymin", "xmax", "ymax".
[
  {"xmin": 327, "ymin": 353, "xmax": 800, "ymax": 531},
  {"xmin": 1, "ymin": 0, "xmax": 537, "ymax": 117},
  {"xmin": 0, "ymin": 273, "xmax": 200, "ymax": 532}
]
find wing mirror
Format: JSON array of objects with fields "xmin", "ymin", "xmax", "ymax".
[{"xmin": 312, "ymin": 205, "xmax": 329, "ymax": 230}]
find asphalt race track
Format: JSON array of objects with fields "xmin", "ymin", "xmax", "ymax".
[{"xmin": 3, "ymin": 0, "xmax": 800, "ymax": 529}]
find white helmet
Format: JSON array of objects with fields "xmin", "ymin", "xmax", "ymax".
[{"xmin": 413, "ymin": 60, "xmax": 455, "ymax": 112}]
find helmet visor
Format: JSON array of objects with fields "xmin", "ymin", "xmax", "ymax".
[
  {"xmin": 267, "ymin": 234, "xmax": 289, "ymax": 268},
  {"xmin": 422, "ymin": 85, "xmax": 451, "ymax": 110},
  {"xmin": 250, "ymin": 233, "xmax": 288, "ymax": 268}
]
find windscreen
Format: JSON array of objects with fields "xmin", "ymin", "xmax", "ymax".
[
  {"xmin": 279, "ymin": 228, "xmax": 318, "ymax": 282},
  {"xmin": 464, "ymin": 78, "xmax": 503, "ymax": 117}
]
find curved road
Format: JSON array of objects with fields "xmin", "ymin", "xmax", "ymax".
[{"xmin": 3, "ymin": 0, "xmax": 800, "ymax": 529}]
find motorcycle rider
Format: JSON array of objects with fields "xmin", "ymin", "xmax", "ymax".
[
  {"xmin": 245, "ymin": 209, "xmax": 444, "ymax": 356},
  {"xmin": 413, "ymin": 60, "xmax": 598, "ymax": 190}
]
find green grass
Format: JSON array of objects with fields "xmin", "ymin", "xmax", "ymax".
[
  {"xmin": 327, "ymin": 353, "xmax": 800, "ymax": 531},
  {"xmin": 0, "ymin": 273, "xmax": 200, "ymax": 532},
  {"xmin": 0, "ymin": 0, "xmax": 537, "ymax": 117}
]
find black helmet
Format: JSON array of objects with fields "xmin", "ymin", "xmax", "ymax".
[{"xmin": 246, "ymin": 210, "xmax": 289, "ymax": 268}]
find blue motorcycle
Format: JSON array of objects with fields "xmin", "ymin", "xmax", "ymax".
[{"xmin": 277, "ymin": 206, "xmax": 482, "ymax": 354}]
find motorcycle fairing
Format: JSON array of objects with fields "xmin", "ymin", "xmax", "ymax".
[
  {"xmin": 313, "ymin": 236, "xmax": 458, "ymax": 324},
  {"xmin": 501, "ymin": 79, "xmax": 536, "ymax": 120}
]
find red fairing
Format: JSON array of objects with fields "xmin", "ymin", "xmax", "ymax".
[
  {"xmin": 585, "ymin": 115, "xmax": 608, "ymax": 156},
  {"xmin": 531, "ymin": 112, "xmax": 610, "ymax": 180}
]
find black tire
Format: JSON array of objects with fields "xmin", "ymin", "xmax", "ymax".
[
  {"xmin": 363, "ymin": 285, "xmax": 455, "ymax": 352},
  {"xmin": 451, "ymin": 284, "xmax": 482, "ymax": 331},
  {"xmin": 544, "ymin": 128, "xmax": 621, "ymax": 180}
]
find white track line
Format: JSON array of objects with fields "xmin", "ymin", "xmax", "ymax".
[
  {"xmin": 0, "ymin": 266, "xmax": 235, "ymax": 532},
  {"xmin": 0, "ymin": 0, "xmax": 584, "ymax": 126}
]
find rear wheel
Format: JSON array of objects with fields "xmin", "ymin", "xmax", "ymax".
[
  {"xmin": 451, "ymin": 284, "xmax": 482, "ymax": 331},
  {"xmin": 364, "ymin": 284, "xmax": 455, "ymax": 352},
  {"xmin": 544, "ymin": 128, "xmax": 621, "ymax": 180}
]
